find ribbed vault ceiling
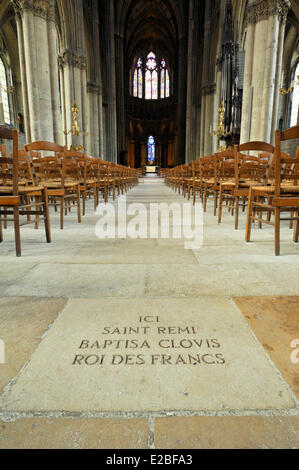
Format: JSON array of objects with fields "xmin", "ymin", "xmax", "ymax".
[{"xmin": 120, "ymin": 0, "xmax": 183, "ymax": 65}]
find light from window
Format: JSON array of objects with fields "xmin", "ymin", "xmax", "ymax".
[
  {"xmin": 161, "ymin": 58, "xmax": 170, "ymax": 98},
  {"xmin": 161, "ymin": 68, "xmax": 165, "ymax": 99},
  {"xmin": 133, "ymin": 69, "xmax": 138, "ymax": 97},
  {"xmin": 147, "ymin": 135, "xmax": 156, "ymax": 164},
  {"xmin": 138, "ymin": 68, "xmax": 143, "ymax": 98},
  {"xmin": 290, "ymin": 63, "xmax": 299, "ymax": 127},
  {"xmin": 0, "ymin": 58, "xmax": 11, "ymax": 125},
  {"xmin": 145, "ymin": 69, "xmax": 152, "ymax": 99},
  {"xmin": 132, "ymin": 53, "xmax": 171, "ymax": 100}
]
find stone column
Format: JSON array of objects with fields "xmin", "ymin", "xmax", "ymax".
[
  {"xmin": 240, "ymin": 22, "xmax": 255, "ymax": 143},
  {"xmin": 177, "ymin": 34, "xmax": 188, "ymax": 165},
  {"xmin": 128, "ymin": 140, "xmax": 135, "ymax": 168},
  {"xmin": 213, "ymin": 70, "xmax": 222, "ymax": 153},
  {"xmin": 200, "ymin": 95, "xmax": 206, "ymax": 156},
  {"xmin": 87, "ymin": 84, "xmax": 101, "ymax": 157},
  {"xmin": 102, "ymin": 0, "xmax": 118, "ymax": 162},
  {"xmin": 0, "ymin": 88, "xmax": 4, "ymax": 125},
  {"xmin": 15, "ymin": 14, "xmax": 30, "ymax": 141},
  {"xmin": 98, "ymin": 91, "xmax": 104, "ymax": 158},
  {"xmin": 34, "ymin": 13, "xmax": 54, "ymax": 140},
  {"xmin": 168, "ymin": 140, "xmax": 174, "ymax": 167},
  {"xmin": 185, "ymin": 0, "xmax": 195, "ymax": 163},
  {"xmin": 203, "ymin": 87, "xmax": 215, "ymax": 155},
  {"xmin": 21, "ymin": 7, "xmax": 40, "ymax": 141},
  {"xmin": 271, "ymin": 19, "xmax": 287, "ymax": 138},
  {"xmin": 58, "ymin": 50, "xmax": 87, "ymax": 150},
  {"xmin": 47, "ymin": 0, "xmax": 61, "ymax": 144},
  {"xmin": 12, "ymin": 0, "xmax": 58, "ymax": 142},
  {"xmin": 141, "ymin": 142, "xmax": 146, "ymax": 167},
  {"xmin": 115, "ymin": 33, "xmax": 126, "ymax": 156},
  {"xmin": 241, "ymin": 0, "xmax": 290, "ymax": 144}
]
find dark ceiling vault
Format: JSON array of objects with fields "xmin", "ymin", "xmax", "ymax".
[{"xmin": 116, "ymin": 0, "xmax": 185, "ymax": 64}]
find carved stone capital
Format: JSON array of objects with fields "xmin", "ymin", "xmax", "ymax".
[
  {"xmin": 87, "ymin": 83, "xmax": 102, "ymax": 95},
  {"xmin": 58, "ymin": 50, "xmax": 87, "ymax": 70},
  {"xmin": 201, "ymin": 83, "xmax": 216, "ymax": 96},
  {"xmin": 247, "ymin": 0, "xmax": 291, "ymax": 25},
  {"xmin": 11, "ymin": 0, "xmax": 55, "ymax": 22}
]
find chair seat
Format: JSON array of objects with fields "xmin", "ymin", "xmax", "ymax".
[
  {"xmin": 204, "ymin": 179, "xmax": 215, "ymax": 184},
  {"xmin": 239, "ymin": 180, "xmax": 264, "ymax": 187},
  {"xmin": 0, "ymin": 185, "xmax": 44, "ymax": 194},
  {"xmin": 252, "ymin": 185, "xmax": 299, "ymax": 194},
  {"xmin": 221, "ymin": 182, "xmax": 235, "ymax": 187}
]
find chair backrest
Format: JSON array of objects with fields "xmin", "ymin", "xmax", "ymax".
[
  {"xmin": 234, "ymin": 142, "xmax": 275, "ymax": 187},
  {"xmin": 275, "ymin": 126, "xmax": 299, "ymax": 195},
  {"xmin": 199, "ymin": 155, "xmax": 215, "ymax": 182},
  {"xmin": 0, "ymin": 144, "xmax": 6, "ymax": 157},
  {"xmin": 25, "ymin": 141, "xmax": 65, "ymax": 155},
  {"xmin": 15, "ymin": 149, "xmax": 36, "ymax": 186},
  {"xmin": 215, "ymin": 150, "xmax": 235, "ymax": 183},
  {"xmin": 0, "ymin": 127, "xmax": 19, "ymax": 195}
]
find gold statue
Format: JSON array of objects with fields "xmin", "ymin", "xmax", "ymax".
[{"xmin": 210, "ymin": 101, "xmax": 233, "ymax": 138}]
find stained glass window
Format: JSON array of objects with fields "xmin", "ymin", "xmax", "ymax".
[
  {"xmin": 152, "ymin": 70, "xmax": 158, "ymax": 99},
  {"xmin": 147, "ymin": 135, "xmax": 155, "ymax": 164},
  {"xmin": 0, "ymin": 58, "xmax": 11, "ymax": 125},
  {"xmin": 133, "ymin": 69, "xmax": 138, "ymax": 97},
  {"xmin": 290, "ymin": 63, "xmax": 299, "ymax": 127},
  {"xmin": 146, "ymin": 52, "xmax": 157, "ymax": 71},
  {"xmin": 131, "ymin": 53, "xmax": 171, "ymax": 100},
  {"xmin": 161, "ymin": 69, "xmax": 165, "ymax": 99},
  {"xmin": 145, "ymin": 70, "xmax": 152, "ymax": 100},
  {"xmin": 138, "ymin": 68, "xmax": 143, "ymax": 98},
  {"xmin": 166, "ymin": 70, "xmax": 170, "ymax": 98}
]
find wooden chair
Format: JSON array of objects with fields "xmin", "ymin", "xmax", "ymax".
[
  {"xmin": 191, "ymin": 160, "xmax": 202, "ymax": 205},
  {"xmin": 217, "ymin": 152, "xmax": 236, "ymax": 224},
  {"xmin": 0, "ymin": 127, "xmax": 51, "ymax": 257},
  {"xmin": 218, "ymin": 142, "xmax": 274, "ymax": 229},
  {"xmin": 200, "ymin": 155, "xmax": 217, "ymax": 212},
  {"xmin": 246, "ymin": 126, "xmax": 299, "ymax": 255}
]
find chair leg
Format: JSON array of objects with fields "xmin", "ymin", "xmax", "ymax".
[
  {"xmin": 245, "ymin": 188, "xmax": 254, "ymax": 243},
  {"xmin": 294, "ymin": 210, "xmax": 299, "ymax": 243},
  {"xmin": 94, "ymin": 185, "xmax": 98, "ymax": 211},
  {"xmin": 42, "ymin": 188, "xmax": 51, "ymax": 243},
  {"xmin": 214, "ymin": 192, "xmax": 218, "ymax": 217},
  {"xmin": 13, "ymin": 206, "xmax": 21, "ymax": 257},
  {"xmin": 235, "ymin": 196, "xmax": 239, "ymax": 230},
  {"xmin": 0, "ymin": 213, "xmax": 3, "ymax": 242},
  {"xmin": 203, "ymin": 185, "xmax": 207, "ymax": 212},
  {"xmin": 267, "ymin": 197, "xmax": 272, "ymax": 222},
  {"xmin": 290, "ymin": 212, "xmax": 294, "ymax": 230},
  {"xmin": 77, "ymin": 189, "xmax": 82, "ymax": 223},
  {"xmin": 26, "ymin": 195, "xmax": 31, "ymax": 223},
  {"xmin": 274, "ymin": 207, "xmax": 280, "ymax": 256},
  {"xmin": 35, "ymin": 196, "xmax": 40, "ymax": 230},
  {"xmin": 258, "ymin": 198, "xmax": 263, "ymax": 229},
  {"xmin": 218, "ymin": 187, "xmax": 223, "ymax": 224},
  {"xmin": 82, "ymin": 190, "xmax": 86, "ymax": 217},
  {"xmin": 60, "ymin": 196, "xmax": 64, "ymax": 230}
]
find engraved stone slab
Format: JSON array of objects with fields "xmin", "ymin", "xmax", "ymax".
[{"xmin": 0, "ymin": 298, "xmax": 296, "ymax": 413}]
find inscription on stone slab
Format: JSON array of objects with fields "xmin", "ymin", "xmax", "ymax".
[
  {"xmin": 0, "ymin": 299, "xmax": 295, "ymax": 413},
  {"xmin": 72, "ymin": 316, "xmax": 226, "ymax": 367}
]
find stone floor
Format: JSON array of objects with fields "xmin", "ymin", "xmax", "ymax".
[{"xmin": 0, "ymin": 175, "xmax": 298, "ymax": 449}]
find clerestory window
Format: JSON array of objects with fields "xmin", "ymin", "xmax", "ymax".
[{"xmin": 132, "ymin": 52, "xmax": 170, "ymax": 100}]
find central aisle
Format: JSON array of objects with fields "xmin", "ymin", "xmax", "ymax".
[{"xmin": 0, "ymin": 175, "xmax": 298, "ymax": 448}]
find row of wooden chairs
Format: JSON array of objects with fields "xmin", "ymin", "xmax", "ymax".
[
  {"xmin": 0, "ymin": 128, "xmax": 138, "ymax": 256},
  {"xmin": 164, "ymin": 125, "xmax": 299, "ymax": 256}
]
